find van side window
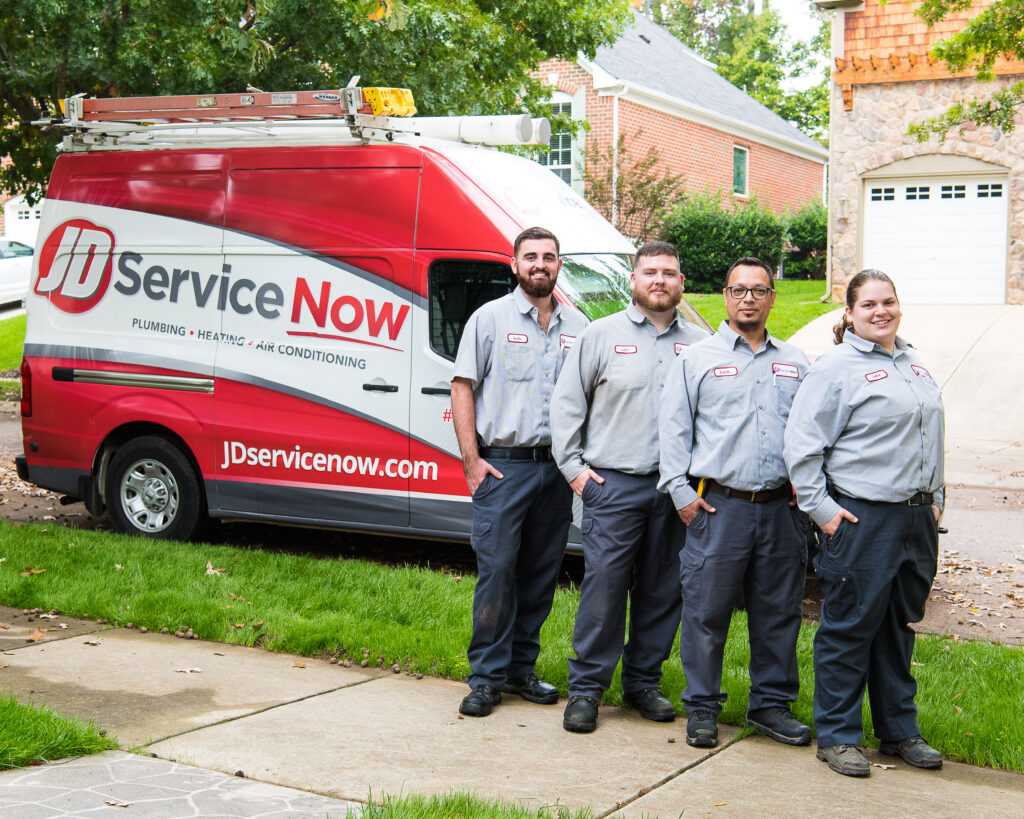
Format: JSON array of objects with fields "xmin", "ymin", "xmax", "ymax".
[{"xmin": 429, "ymin": 260, "xmax": 517, "ymax": 360}]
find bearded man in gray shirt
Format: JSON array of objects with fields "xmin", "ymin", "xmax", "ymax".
[
  {"xmin": 451, "ymin": 226, "xmax": 587, "ymax": 718},
  {"xmin": 551, "ymin": 241, "xmax": 709, "ymax": 733}
]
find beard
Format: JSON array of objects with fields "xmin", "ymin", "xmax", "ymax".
[
  {"xmin": 731, "ymin": 317, "xmax": 764, "ymax": 334},
  {"xmin": 634, "ymin": 288, "xmax": 682, "ymax": 313},
  {"xmin": 517, "ymin": 269, "xmax": 556, "ymax": 298}
]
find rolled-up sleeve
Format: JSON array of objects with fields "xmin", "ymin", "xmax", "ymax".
[
  {"xmin": 658, "ymin": 353, "xmax": 699, "ymax": 509},
  {"xmin": 784, "ymin": 368, "xmax": 850, "ymax": 527}
]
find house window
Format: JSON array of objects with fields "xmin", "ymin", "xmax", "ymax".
[
  {"xmin": 733, "ymin": 146, "xmax": 749, "ymax": 196},
  {"xmin": 538, "ymin": 100, "xmax": 573, "ymax": 185}
]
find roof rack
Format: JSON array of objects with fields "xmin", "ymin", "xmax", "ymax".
[{"xmin": 33, "ymin": 82, "xmax": 550, "ymax": 152}]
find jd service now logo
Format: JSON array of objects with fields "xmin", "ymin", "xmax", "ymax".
[
  {"xmin": 35, "ymin": 220, "xmax": 115, "ymax": 313},
  {"xmin": 33, "ymin": 219, "xmax": 411, "ymax": 348}
]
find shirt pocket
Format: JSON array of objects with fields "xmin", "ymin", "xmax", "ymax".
[
  {"xmin": 605, "ymin": 357, "xmax": 649, "ymax": 391},
  {"xmin": 500, "ymin": 342, "xmax": 533, "ymax": 382},
  {"xmin": 772, "ymin": 375, "xmax": 801, "ymax": 419},
  {"xmin": 700, "ymin": 370, "xmax": 746, "ymax": 418}
]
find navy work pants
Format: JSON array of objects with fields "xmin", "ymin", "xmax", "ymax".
[
  {"xmin": 467, "ymin": 457, "xmax": 572, "ymax": 688},
  {"xmin": 568, "ymin": 470, "xmax": 683, "ymax": 699},
  {"xmin": 679, "ymin": 493, "xmax": 807, "ymax": 714},
  {"xmin": 813, "ymin": 497, "xmax": 938, "ymax": 746}
]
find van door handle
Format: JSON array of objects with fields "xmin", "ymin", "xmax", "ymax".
[
  {"xmin": 421, "ymin": 387, "xmax": 451, "ymax": 396},
  {"xmin": 363, "ymin": 383, "xmax": 399, "ymax": 392}
]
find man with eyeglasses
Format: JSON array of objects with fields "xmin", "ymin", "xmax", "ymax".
[{"xmin": 658, "ymin": 256, "xmax": 812, "ymax": 750}]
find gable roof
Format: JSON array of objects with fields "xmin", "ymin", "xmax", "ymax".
[{"xmin": 584, "ymin": 12, "xmax": 827, "ymax": 161}]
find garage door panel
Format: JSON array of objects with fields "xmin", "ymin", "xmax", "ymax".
[{"xmin": 862, "ymin": 176, "xmax": 1007, "ymax": 305}]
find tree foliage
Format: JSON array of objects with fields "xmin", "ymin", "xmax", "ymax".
[
  {"xmin": 581, "ymin": 131, "xmax": 687, "ymax": 243},
  {"xmin": 658, "ymin": 193, "xmax": 784, "ymax": 292},
  {"xmin": 782, "ymin": 199, "xmax": 827, "ymax": 280},
  {"xmin": 908, "ymin": 0, "xmax": 1024, "ymax": 140},
  {"xmin": 649, "ymin": 0, "xmax": 830, "ymax": 141},
  {"xmin": 0, "ymin": 0, "xmax": 629, "ymax": 201}
]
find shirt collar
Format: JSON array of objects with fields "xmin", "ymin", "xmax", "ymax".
[
  {"xmin": 717, "ymin": 319, "xmax": 776, "ymax": 352},
  {"xmin": 844, "ymin": 330, "xmax": 911, "ymax": 356},
  {"xmin": 513, "ymin": 285, "xmax": 561, "ymax": 317},
  {"xmin": 626, "ymin": 301, "xmax": 679, "ymax": 330}
]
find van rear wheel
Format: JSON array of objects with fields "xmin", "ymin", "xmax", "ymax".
[{"xmin": 106, "ymin": 436, "xmax": 205, "ymax": 540}]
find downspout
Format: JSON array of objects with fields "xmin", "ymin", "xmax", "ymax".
[
  {"xmin": 611, "ymin": 86, "xmax": 625, "ymax": 227},
  {"xmin": 822, "ymin": 9, "xmax": 845, "ymax": 303}
]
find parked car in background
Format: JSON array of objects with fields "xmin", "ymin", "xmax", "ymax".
[{"xmin": 0, "ymin": 238, "xmax": 34, "ymax": 305}]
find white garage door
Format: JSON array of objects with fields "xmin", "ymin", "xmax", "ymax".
[{"xmin": 862, "ymin": 176, "xmax": 1007, "ymax": 304}]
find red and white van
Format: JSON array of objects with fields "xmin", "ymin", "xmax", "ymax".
[{"xmin": 18, "ymin": 88, "xmax": 709, "ymax": 541}]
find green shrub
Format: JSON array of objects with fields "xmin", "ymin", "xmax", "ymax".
[
  {"xmin": 783, "ymin": 199, "xmax": 828, "ymax": 280},
  {"xmin": 659, "ymin": 193, "xmax": 784, "ymax": 292}
]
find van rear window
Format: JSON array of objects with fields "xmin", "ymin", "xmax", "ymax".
[{"xmin": 429, "ymin": 260, "xmax": 517, "ymax": 360}]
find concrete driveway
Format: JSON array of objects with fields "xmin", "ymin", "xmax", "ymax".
[{"xmin": 787, "ymin": 304, "xmax": 1024, "ymax": 490}]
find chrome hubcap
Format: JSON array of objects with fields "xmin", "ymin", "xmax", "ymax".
[{"xmin": 120, "ymin": 458, "xmax": 179, "ymax": 532}]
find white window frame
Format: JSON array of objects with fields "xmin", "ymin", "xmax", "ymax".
[{"xmin": 733, "ymin": 145, "xmax": 749, "ymax": 198}]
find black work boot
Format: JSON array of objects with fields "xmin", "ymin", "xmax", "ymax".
[{"xmin": 563, "ymin": 695, "xmax": 599, "ymax": 733}]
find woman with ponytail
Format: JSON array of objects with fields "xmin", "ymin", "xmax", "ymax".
[{"xmin": 783, "ymin": 270, "xmax": 945, "ymax": 778}]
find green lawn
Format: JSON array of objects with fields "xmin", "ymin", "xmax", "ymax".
[
  {"xmin": 685, "ymin": 279, "xmax": 838, "ymax": 340},
  {"xmin": 351, "ymin": 793, "xmax": 592, "ymax": 819},
  {"xmin": 1, "ymin": 519, "xmax": 1022, "ymax": 773},
  {"xmin": 0, "ymin": 313, "xmax": 25, "ymax": 371},
  {"xmin": 0, "ymin": 695, "xmax": 116, "ymax": 769}
]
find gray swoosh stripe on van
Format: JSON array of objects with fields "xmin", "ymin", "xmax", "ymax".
[{"xmin": 22, "ymin": 344, "xmax": 459, "ymax": 459}]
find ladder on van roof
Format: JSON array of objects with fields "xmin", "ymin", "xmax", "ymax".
[{"xmin": 35, "ymin": 81, "xmax": 550, "ymax": 151}]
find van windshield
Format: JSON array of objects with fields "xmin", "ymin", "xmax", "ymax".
[{"xmin": 558, "ymin": 253, "xmax": 712, "ymax": 331}]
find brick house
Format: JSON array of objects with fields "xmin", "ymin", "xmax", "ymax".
[
  {"xmin": 817, "ymin": 0, "xmax": 1024, "ymax": 304},
  {"xmin": 532, "ymin": 11, "xmax": 827, "ymax": 240}
]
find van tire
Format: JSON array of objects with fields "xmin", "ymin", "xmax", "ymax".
[{"xmin": 106, "ymin": 436, "xmax": 205, "ymax": 540}]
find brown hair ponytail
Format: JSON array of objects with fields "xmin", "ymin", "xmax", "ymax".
[{"xmin": 833, "ymin": 314, "xmax": 852, "ymax": 345}]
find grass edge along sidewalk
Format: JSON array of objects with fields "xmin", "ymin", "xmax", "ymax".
[
  {"xmin": 0, "ymin": 694, "xmax": 116, "ymax": 770},
  {"xmin": 1, "ymin": 519, "xmax": 1022, "ymax": 775}
]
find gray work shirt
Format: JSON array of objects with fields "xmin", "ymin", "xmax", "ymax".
[
  {"xmin": 659, "ymin": 320, "xmax": 810, "ymax": 510},
  {"xmin": 551, "ymin": 303, "xmax": 710, "ymax": 481},
  {"xmin": 783, "ymin": 331, "xmax": 945, "ymax": 527},
  {"xmin": 453, "ymin": 286, "xmax": 588, "ymax": 447}
]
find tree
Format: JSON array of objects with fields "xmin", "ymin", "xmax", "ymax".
[
  {"xmin": 581, "ymin": 131, "xmax": 687, "ymax": 243},
  {"xmin": 659, "ymin": 193, "xmax": 784, "ymax": 292},
  {"xmin": 0, "ymin": 0, "xmax": 630, "ymax": 201},
  {"xmin": 650, "ymin": 0, "xmax": 830, "ymax": 142},
  {"xmin": 908, "ymin": 0, "xmax": 1024, "ymax": 140}
]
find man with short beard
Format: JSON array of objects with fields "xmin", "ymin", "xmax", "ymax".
[
  {"xmin": 451, "ymin": 226, "xmax": 587, "ymax": 717},
  {"xmin": 659, "ymin": 256, "xmax": 812, "ymax": 750},
  {"xmin": 551, "ymin": 242, "xmax": 709, "ymax": 733}
]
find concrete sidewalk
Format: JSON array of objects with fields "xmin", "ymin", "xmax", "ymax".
[
  {"xmin": 2, "ymin": 607, "xmax": 1021, "ymax": 818},
  {"xmin": 787, "ymin": 304, "xmax": 1024, "ymax": 491}
]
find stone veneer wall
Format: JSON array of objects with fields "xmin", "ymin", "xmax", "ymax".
[{"xmin": 829, "ymin": 75, "xmax": 1024, "ymax": 304}]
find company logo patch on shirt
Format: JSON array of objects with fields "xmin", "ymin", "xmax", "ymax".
[
  {"xmin": 560, "ymin": 334, "xmax": 576, "ymax": 350},
  {"xmin": 674, "ymin": 342, "xmax": 688, "ymax": 355},
  {"xmin": 713, "ymin": 366, "xmax": 738, "ymax": 378},
  {"xmin": 614, "ymin": 344, "xmax": 638, "ymax": 354},
  {"xmin": 865, "ymin": 369, "xmax": 888, "ymax": 382},
  {"xmin": 772, "ymin": 362, "xmax": 800, "ymax": 379},
  {"xmin": 507, "ymin": 333, "xmax": 528, "ymax": 344},
  {"xmin": 911, "ymin": 364, "xmax": 932, "ymax": 379}
]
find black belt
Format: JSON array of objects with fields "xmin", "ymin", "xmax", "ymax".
[
  {"xmin": 479, "ymin": 445, "xmax": 552, "ymax": 462},
  {"xmin": 695, "ymin": 478, "xmax": 791, "ymax": 504},
  {"xmin": 834, "ymin": 491, "xmax": 934, "ymax": 507}
]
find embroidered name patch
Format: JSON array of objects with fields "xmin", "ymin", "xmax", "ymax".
[
  {"xmin": 614, "ymin": 344, "xmax": 638, "ymax": 354},
  {"xmin": 911, "ymin": 364, "xmax": 932, "ymax": 379},
  {"xmin": 713, "ymin": 366, "xmax": 738, "ymax": 377},
  {"xmin": 507, "ymin": 333, "xmax": 528, "ymax": 344},
  {"xmin": 772, "ymin": 363, "xmax": 800, "ymax": 379},
  {"xmin": 674, "ymin": 342, "xmax": 688, "ymax": 355},
  {"xmin": 560, "ymin": 334, "xmax": 576, "ymax": 350},
  {"xmin": 865, "ymin": 369, "xmax": 888, "ymax": 382}
]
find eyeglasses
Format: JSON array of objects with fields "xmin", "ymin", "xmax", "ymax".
[{"xmin": 725, "ymin": 286, "xmax": 773, "ymax": 300}]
